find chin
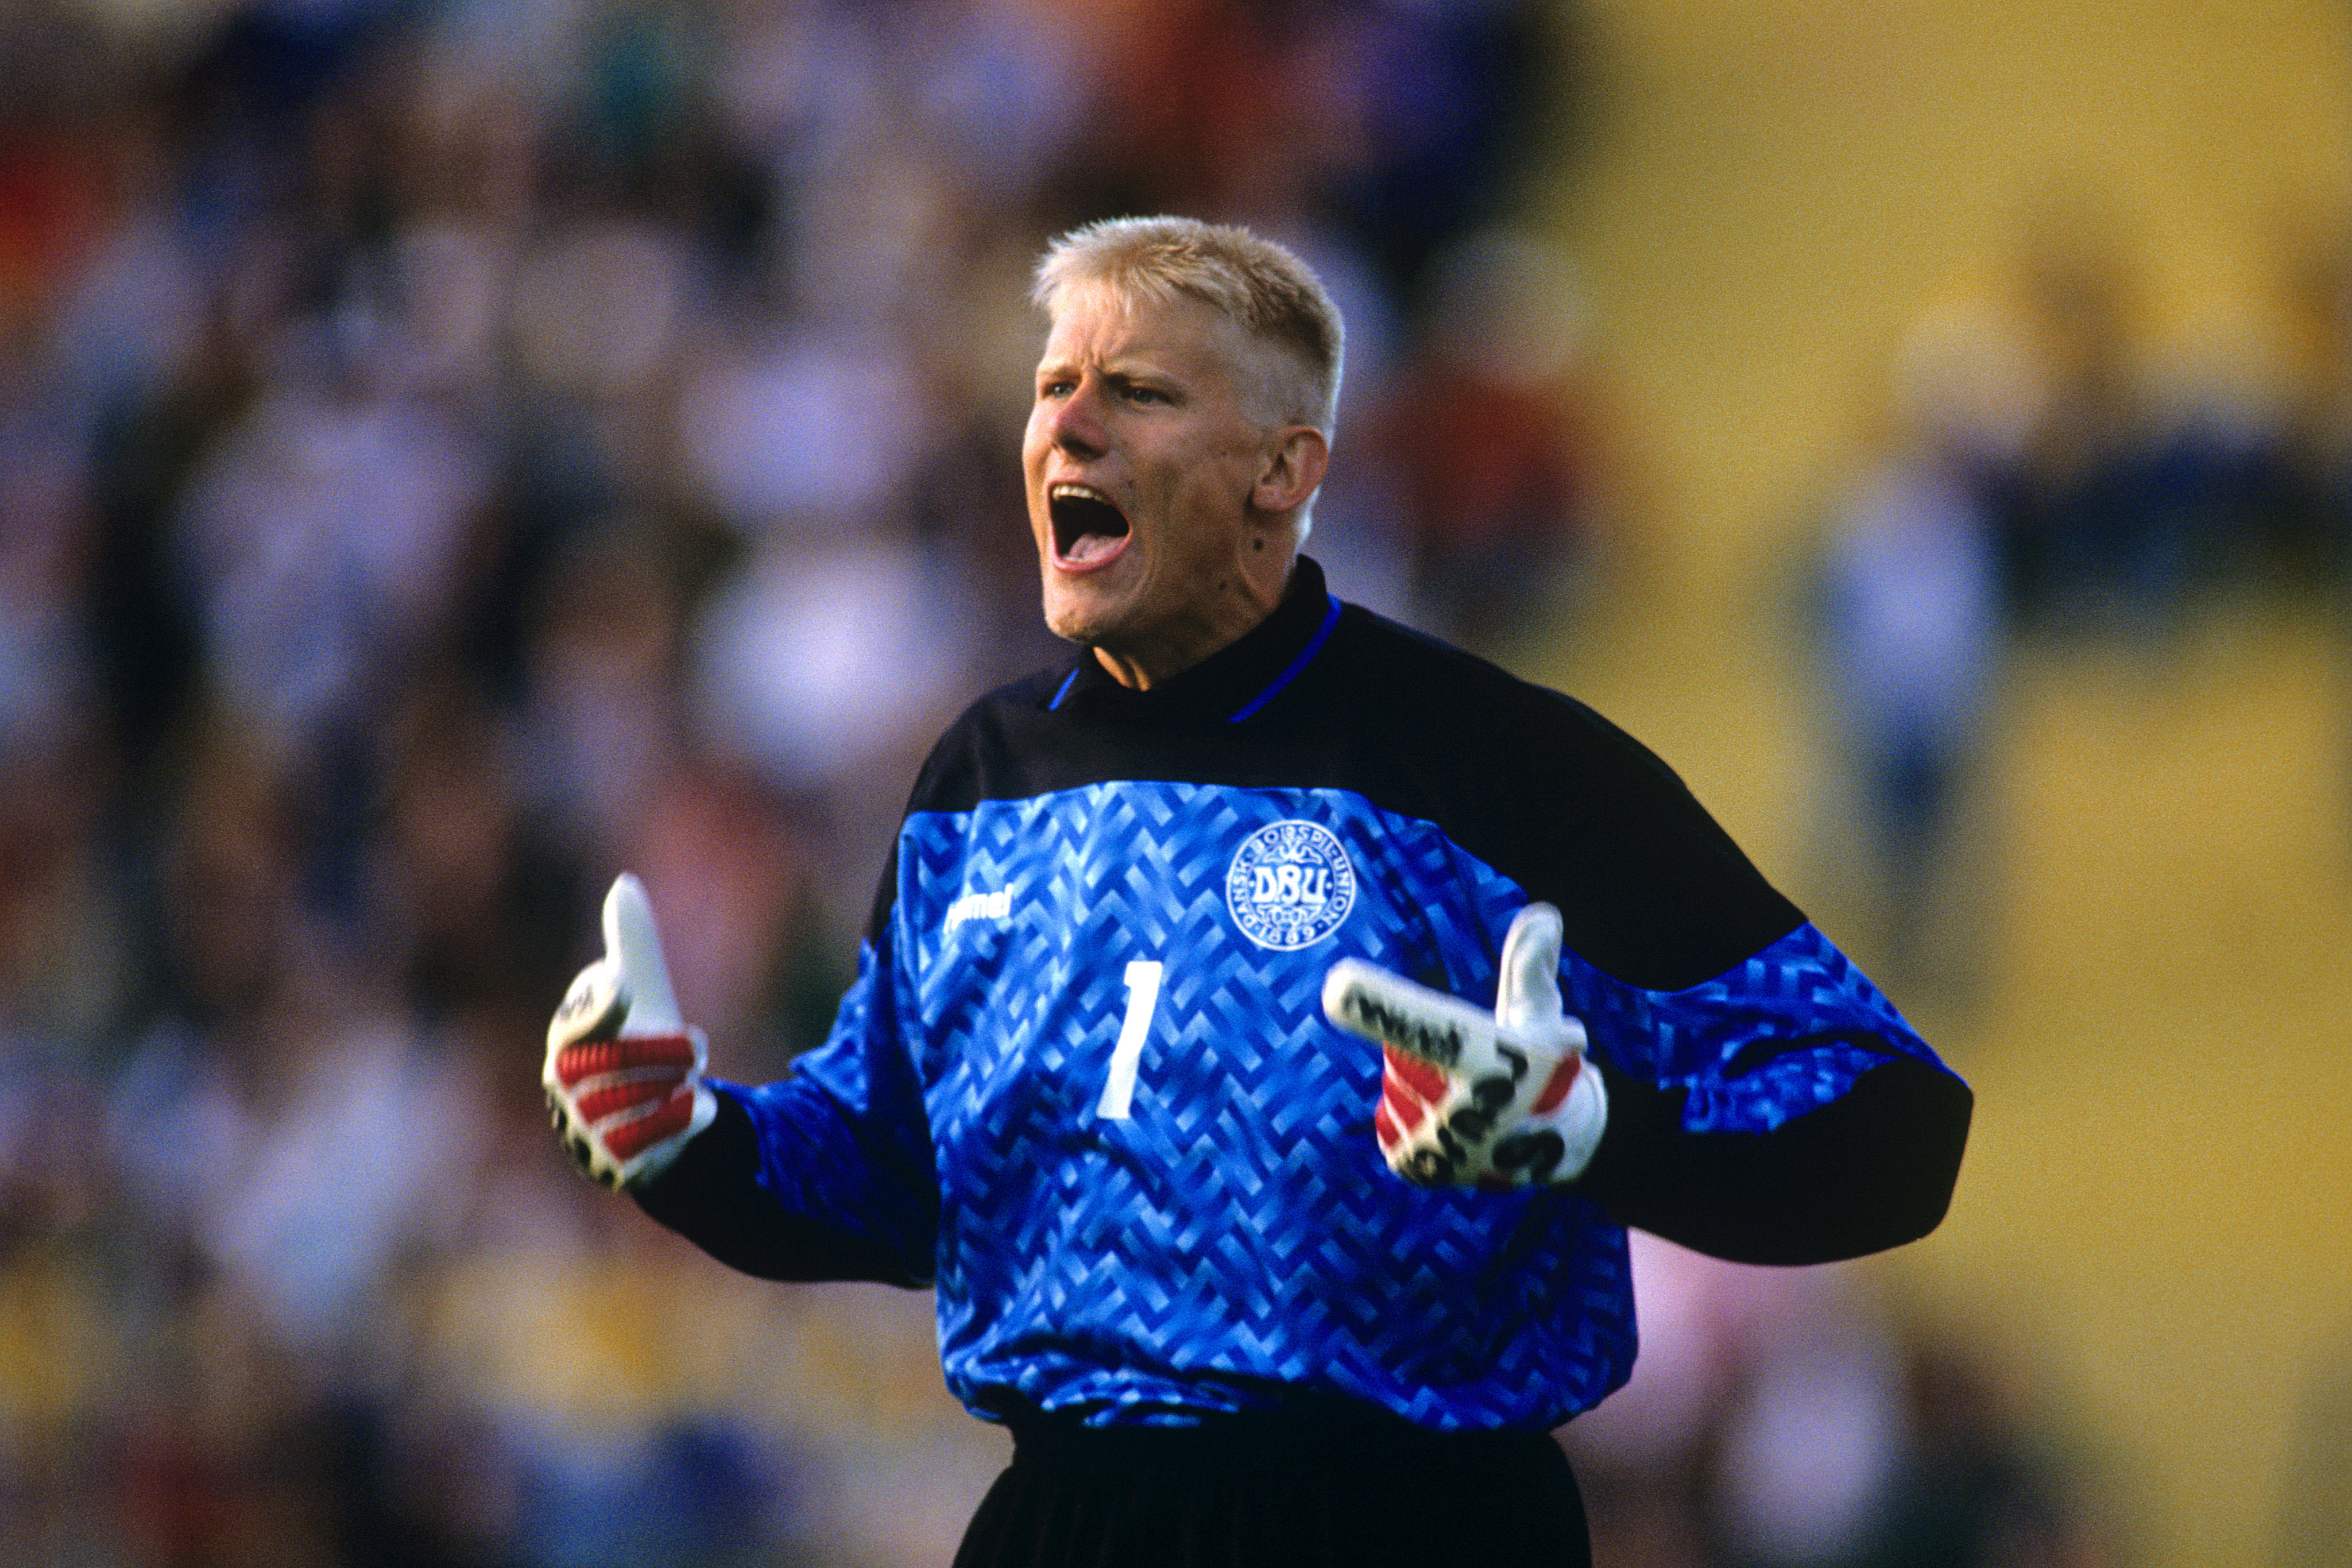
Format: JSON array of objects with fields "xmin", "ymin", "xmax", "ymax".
[
  {"xmin": 1040, "ymin": 582, "xmax": 1119, "ymax": 648},
  {"xmin": 1040, "ymin": 561, "xmax": 1143, "ymax": 643}
]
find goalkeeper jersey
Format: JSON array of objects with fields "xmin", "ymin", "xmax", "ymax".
[{"xmin": 648, "ymin": 556, "xmax": 1970, "ymax": 1434}]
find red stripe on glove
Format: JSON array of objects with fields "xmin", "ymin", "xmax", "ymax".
[
  {"xmin": 571, "ymin": 1077, "xmax": 686, "ymax": 1124},
  {"xmin": 1382, "ymin": 1044, "xmax": 1448, "ymax": 1104},
  {"xmin": 1529, "ymin": 1055, "xmax": 1583, "ymax": 1114},
  {"xmin": 599, "ymin": 1089, "xmax": 701, "ymax": 1159},
  {"xmin": 554, "ymin": 1033, "xmax": 699, "ymax": 1088}
]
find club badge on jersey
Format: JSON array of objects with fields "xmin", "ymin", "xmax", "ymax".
[{"xmin": 1226, "ymin": 818, "xmax": 1356, "ymax": 950}]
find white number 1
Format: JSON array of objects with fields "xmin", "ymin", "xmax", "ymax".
[{"xmin": 1096, "ymin": 959, "xmax": 1163, "ymax": 1120}]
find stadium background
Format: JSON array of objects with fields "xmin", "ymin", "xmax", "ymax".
[{"xmin": 0, "ymin": 1, "xmax": 2346, "ymax": 1565}]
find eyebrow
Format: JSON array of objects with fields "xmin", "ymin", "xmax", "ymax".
[
  {"xmin": 1034, "ymin": 352, "xmax": 1196, "ymax": 396},
  {"xmin": 1044, "ymin": 338, "xmax": 1213, "ymax": 381}
]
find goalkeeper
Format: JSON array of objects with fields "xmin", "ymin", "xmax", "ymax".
[{"xmin": 545, "ymin": 216, "xmax": 1972, "ymax": 1568}]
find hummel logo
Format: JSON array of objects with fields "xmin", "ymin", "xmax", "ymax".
[{"xmin": 944, "ymin": 888, "xmax": 1012, "ymax": 934}]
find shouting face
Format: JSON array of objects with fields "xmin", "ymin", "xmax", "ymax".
[{"xmin": 1023, "ymin": 283, "xmax": 1325, "ymax": 688}]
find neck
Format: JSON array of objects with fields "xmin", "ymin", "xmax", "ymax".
[{"xmin": 1089, "ymin": 548, "xmax": 1297, "ymax": 690}]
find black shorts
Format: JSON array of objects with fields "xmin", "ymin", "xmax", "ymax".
[{"xmin": 951, "ymin": 1411, "xmax": 1592, "ymax": 1568}]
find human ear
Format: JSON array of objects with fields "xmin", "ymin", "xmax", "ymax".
[{"xmin": 1252, "ymin": 426, "xmax": 1330, "ymax": 516}]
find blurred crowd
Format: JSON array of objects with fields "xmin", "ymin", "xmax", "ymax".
[
  {"xmin": 1565, "ymin": 1233, "xmax": 2126, "ymax": 1568},
  {"xmin": 0, "ymin": 0, "xmax": 1623, "ymax": 1561},
  {"xmin": 1804, "ymin": 192, "xmax": 2352, "ymax": 996},
  {"xmin": 0, "ymin": 0, "xmax": 2281, "ymax": 1562}
]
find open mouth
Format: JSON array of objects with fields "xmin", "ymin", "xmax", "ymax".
[{"xmin": 1049, "ymin": 483, "xmax": 1131, "ymax": 567}]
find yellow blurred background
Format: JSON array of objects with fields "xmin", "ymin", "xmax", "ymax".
[{"xmin": 1530, "ymin": 3, "xmax": 2352, "ymax": 1564}]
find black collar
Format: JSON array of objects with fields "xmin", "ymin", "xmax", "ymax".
[{"xmin": 1046, "ymin": 555, "xmax": 1343, "ymax": 723}]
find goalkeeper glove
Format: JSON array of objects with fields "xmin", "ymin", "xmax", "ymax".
[
  {"xmin": 544, "ymin": 872, "xmax": 717, "ymax": 1190},
  {"xmin": 1323, "ymin": 903, "xmax": 1607, "ymax": 1188}
]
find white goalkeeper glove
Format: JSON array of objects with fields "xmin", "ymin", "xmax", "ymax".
[
  {"xmin": 544, "ymin": 872, "xmax": 717, "ymax": 1190},
  {"xmin": 1323, "ymin": 903, "xmax": 1607, "ymax": 1188}
]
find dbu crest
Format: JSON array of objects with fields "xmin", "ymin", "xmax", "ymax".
[{"xmin": 1225, "ymin": 819, "xmax": 1355, "ymax": 950}]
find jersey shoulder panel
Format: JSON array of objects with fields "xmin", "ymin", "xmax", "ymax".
[
  {"xmin": 1296, "ymin": 607, "xmax": 1805, "ymax": 990},
  {"xmin": 857, "ymin": 665, "xmax": 1070, "ymax": 940},
  {"xmin": 903, "ymin": 664, "xmax": 1074, "ymax": 816},
  {"xmin": 888, "ymin": 611, "xmax": 1801, "ymax": 990}
]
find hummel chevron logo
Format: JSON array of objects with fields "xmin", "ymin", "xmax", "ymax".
[{"xmin": 945, "ymin": 888, "xmax": 1012, "ymax": 934}]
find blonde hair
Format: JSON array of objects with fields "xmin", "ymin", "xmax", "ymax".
[{"xmin": 1032, "ymin": 215, "xmax": 1345, "ymax": 435}]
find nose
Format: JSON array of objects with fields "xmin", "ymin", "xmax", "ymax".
[{"xmin": 1044, "ymin": 375, "xmax": 1108, "ymax": 459}]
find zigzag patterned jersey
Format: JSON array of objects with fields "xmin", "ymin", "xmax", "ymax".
[{"xmin": 709, "ymin": 557, "xmax": 1957, "ymax": 1433}]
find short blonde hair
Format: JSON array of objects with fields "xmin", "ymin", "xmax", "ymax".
[{"xmin": 1032, "ymin": 215, "xmax": 1345, "ymax": 435}]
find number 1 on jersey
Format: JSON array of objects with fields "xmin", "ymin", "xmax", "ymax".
[{"xmin": 1097, "ymin": 959, "xmax": 1163, "ymax": 1120}]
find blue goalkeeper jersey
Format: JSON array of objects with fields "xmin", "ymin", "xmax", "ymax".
[{"xmin": 659, "ymin": 556, "xmax": 1970, "ymax": 1434}]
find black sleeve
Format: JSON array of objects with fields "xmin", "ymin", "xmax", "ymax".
[
  {"xmin": 630, "ymin": 1093, "xmax": 929, "ymax": 1287},
  {"xmin": 1575, "ymin": 1055, "xmax": 1974, "ymax": 1265},
  {"xmin": 1309, "ymin": 619, "xmax": 1807, "ymax": 992}
]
